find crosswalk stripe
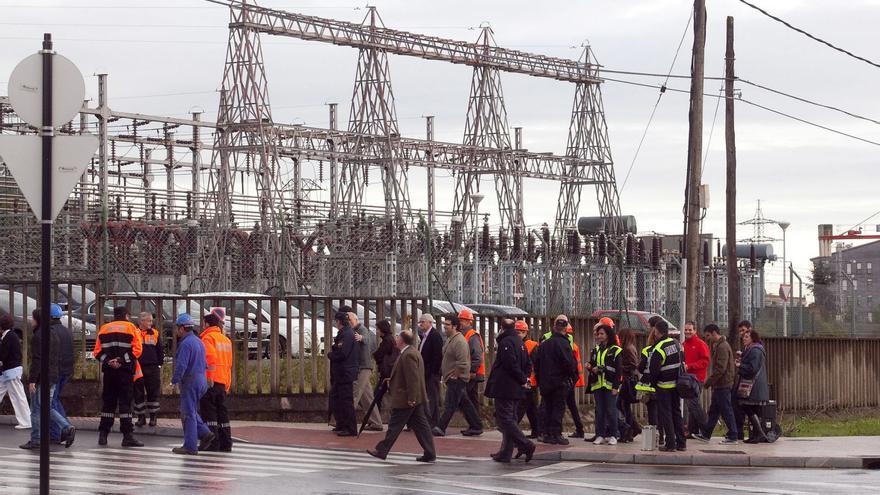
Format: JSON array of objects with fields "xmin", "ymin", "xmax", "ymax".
[
  {"xmin": 22, "ymin": 452, "xmax": 279, "ymax": 478},
  {"xmin": 0, "ymin": 473, "xmax": 141, "ymax": 492},
  {"xmin": 0, "ymin": 457, "xmax": 235, "ymax": 483},
  {"xmin": 654, "ymin": 480, "xmax": 813, "ymax": 495},
  {"xmin": 96, "ymin": 448, "xmax": 331, "ymax": 473},
  {"xmin": 503, "ymin": 462, "xmax": 586, "ymax": 478},
  {"xmin": 141, "ymin": 445, "xmax": 412, "ymax": 467},
  {"xmin": 0, "ymin": 485, "xmax": 89, "ymax": 495},
  {"xmin": 229, "ymin": 443, "xmax": 461, "ymax": 464}
]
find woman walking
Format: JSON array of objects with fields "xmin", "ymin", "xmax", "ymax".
[{"xmin": 736, "ymin": 329, "xmax": 770, "ymax": 443}]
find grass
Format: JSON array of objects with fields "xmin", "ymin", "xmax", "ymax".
[{"xmin": 779, "ymin": 409, "xmax": 880, "ymax": 437}]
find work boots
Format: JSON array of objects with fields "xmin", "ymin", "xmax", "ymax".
[
  {"xmin": 148, "ymin": 414, "xmax": 157, "ymax": 428},
  {"xmin": 121, "ymin": 433, "xmax": 144, "ymax": 447},
  {"xmin": 135, "ymin": 415, "xmax": 147, "ymax": 428},
  {"xmin": 98, "ymin": 431, "xmax": 108, "ymax": 446}
]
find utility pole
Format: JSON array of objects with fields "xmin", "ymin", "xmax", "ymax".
[
  {"xmin": 684, "ymin": 0, "xmax": 707, "ymax": 323},
  {"xmin": 724, "ymin": 15, "xmax": 741, "ymax": 342}
]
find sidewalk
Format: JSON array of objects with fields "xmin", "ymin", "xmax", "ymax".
[{"xmin": 3, "ymin": 415, "xmax": 877, "ymax": 468}]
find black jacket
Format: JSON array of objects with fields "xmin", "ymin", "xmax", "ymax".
[
  {"xmin": 52, "ymin": 320, "xmax": 74, "ymax": 376},
  {"xmin": 485, "ymin": 328, "xmax": 531, "ymax": 400},
  {"xmin": 373, "ymin": 333, "xmax": 397, "ymax": 380},
  {"xmin": 532, "ymin": 332, "xmax": 579, "ymax": 394},
  {"xmin": 29, "ymin": 325, "xmax": 60, "ymax": 385},
  {"xmin": 328, "ymin": 325, "xmax": 359, "ymax": 384},
  {"xmin": 420, "ymin": 327, "xmax": 443, "ymax": 377},
  {"xmin": 138, "ymin": 327, "xmax": 165, "ymax": 367},
  {"xmin": 0, "ymin": 329, "xmax": 23, "ymax": 373}
]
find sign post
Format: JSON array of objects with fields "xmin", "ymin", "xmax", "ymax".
[{"xmin": 0, "ymin": 34, "xmax": 98, "ymax": 495}]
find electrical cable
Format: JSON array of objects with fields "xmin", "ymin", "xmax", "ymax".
[
  {"xmin": 737, "ymin": 0, "xmax": 880, "ymax": 70},
  {"xmin": 839, "ymin": 209, "xmax": 880, "ymax": 236},
  {"xmin": 736, "ymin": 78, "xmax": 880, "ymax": 127}
]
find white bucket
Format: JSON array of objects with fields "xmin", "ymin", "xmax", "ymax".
[{"xmin": 641, "ymin": 425, "xmax": 658, "ymax": 451}]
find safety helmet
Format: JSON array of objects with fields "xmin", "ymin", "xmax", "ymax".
[{"xmin": 49, "ymin": 304, "xmax": 63, "ymax": 319}]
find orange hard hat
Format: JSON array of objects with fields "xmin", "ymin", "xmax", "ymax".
[
  {"xmin": 458, "ymin": 309, "xmax": 474, "ymax": 321},
  {"xmin": 598, "ymin": 316, "xmax": 615, "ymax": 328},
  {"xmin": 514, "ymin": 320, "xmax": 529, "ymax": 332},
  {"xmin": 566, "ymin": 324, "xmax": 573, "ymax": 334}
]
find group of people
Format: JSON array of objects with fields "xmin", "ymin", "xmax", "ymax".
[
  {"xmin": 0, "ymin": 303, "xmax": 237, "ymax": 456},
  {"xmin": 326, "ymin": 307, "xmax": 772, "ymax": 461}
]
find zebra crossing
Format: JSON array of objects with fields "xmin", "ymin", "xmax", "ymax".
[{"xmin": 0, "ymin": 442, "xmax": 466, "ymax": 494}]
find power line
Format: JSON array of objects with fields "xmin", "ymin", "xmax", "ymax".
[
  {"xmin": 840, "ymin": 209, "xmax": 880, "ymax": 236},
  {"xmin": 737, "ymin": 0, "xmax": 880, "ymax": 70},
  {"xmin": 736, "ymin": 78, "xmax": 880, "ymax": 127}
]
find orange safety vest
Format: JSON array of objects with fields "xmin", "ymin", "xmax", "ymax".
[
  {"xmin": 573, "ymin": 343, "xmax": 585, "ymax": 388},
  {"xmin": 201, "ymin": 326, "xmax": 233, "ymax": 391},
  {"xmin": 463, "ymin": 329, "xmax": 486, "ymax": 377},
  {"xmin": 524, "ymin": 339, "xmax": 538, "ymax": 387},
  {"xmin": 93, "ymin": 320, "xmax": 142, "ymax": 374}
]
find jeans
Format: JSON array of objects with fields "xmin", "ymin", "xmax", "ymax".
[
  {"xmin": 437, "ymin": 379, "xmax": 482, "ymax": 431},
  {"xmin": 30, "ymin": 384, "xmax": 71, "ymax": 442},
  {"xmin": 703, "ymin": 387, "xmax": 738, "ymax": 440},
  {"xmin": 593, "ymin": 388, "xmax": 619, "ymax": 438},
  {"xmin": 49, "ymin": 374, "xmax": 70, "ymax": 441}
]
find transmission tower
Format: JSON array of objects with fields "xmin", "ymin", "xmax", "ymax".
[{"xmin": 739, "ymin": 199, "xmax": 779, "ymax": 243}]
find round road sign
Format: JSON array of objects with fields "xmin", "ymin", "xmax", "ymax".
[{"xmin": 7, "ymin": 52, "xmax": 86, "ymax": 129}]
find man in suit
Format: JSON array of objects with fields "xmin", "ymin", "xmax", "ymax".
[
  {"xmin": 367, "ymin": 330, "xmax": 436, "ymax": 463},
  {"xmin": 417, "ymin": 313, "xmax": 443, "ymax": 427}
]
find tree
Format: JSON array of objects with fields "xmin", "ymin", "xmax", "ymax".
[{"xmin": 809, "ymin": 261, "xmax": 837, "ymax": 319}]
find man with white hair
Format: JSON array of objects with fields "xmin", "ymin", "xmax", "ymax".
[{"xmin": 418, "ymin": 313, "xmax": 443, "ymax": 427}]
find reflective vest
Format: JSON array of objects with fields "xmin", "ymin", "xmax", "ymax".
[
  {"xmin": 463, "ymin": 329, "xmax": 486, "ymax": 378},
  {"xmin": 524, "ymin": 339, "xmax": 538, "ymax": 387},
  {"xmin": 635, "ymin": 337, "xmax": 681, "ymax": 392},
  {"xmin": 201, "ymin": 326, "xmax": 233, "ymax": 391},
  {"xmin": 93, "ymin": 320, "xmax": 142, "ymax": 374},
  {"xmin": 573, "ymin": 343, "xmax": 585, "ymax": 388},
  {"xmin": 590, "ymin": 344, "xmax": 622, "ymax": 391}
]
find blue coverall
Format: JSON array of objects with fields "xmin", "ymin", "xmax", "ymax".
[{"xmin": 171, "ymin": 332, "xmax": 211, "ymax": 451}]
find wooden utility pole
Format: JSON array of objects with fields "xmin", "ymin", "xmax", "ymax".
[
  {"xmin": 725, "ymin": 16, "xmax": 741, "ymax": 343},
  {"xmin": 684, "ymin": 0, "xmax": 707, "ymax": 323}
]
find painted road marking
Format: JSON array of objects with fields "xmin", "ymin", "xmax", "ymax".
[{"xmin": 503, "ymin": 461, "xmax": 587, "ymax": 478}]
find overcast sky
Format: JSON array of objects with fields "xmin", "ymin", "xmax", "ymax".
[{"xmin": 2, "ymin": 0, "xmax": 879, "ymax": 298}]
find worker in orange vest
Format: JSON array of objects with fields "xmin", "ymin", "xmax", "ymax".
[
  {"xmin": 93, "ymin": 306, "xmax": 144, "ymax": 447},
  {"xmin": 515, "ymin": 320, "xmax": 541, "ymax": 439},
  {"xmin": 458, "ymin": 309, "xmax": 484, "ymax": 436},
  {"xmin": 134, "ymin": 311, "xmax": 163, "ymax": 428},
  {"xmin": 199, "ymin": 311, "xmax": 234, "ymax": 451}
]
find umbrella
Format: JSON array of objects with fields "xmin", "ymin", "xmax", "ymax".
[{"xmin": 357, "ymin": 380, "xmax": 389, "ymax": 438}]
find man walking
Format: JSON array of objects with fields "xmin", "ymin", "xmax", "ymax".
[
  {"xmin": 47, "ymin": 304, "xmax": 74, "ymax": 444},
  {"xmin": 345, "ymin": 307, "xmax": 383, "ymax": 432},
  {"xmin": 328, "ymin": 311, "xmax": 359, "ymax": 437},
  {"xmin": 682, "ymin": 320, "xmax": 709, "ymax": 439},
  {"xmin": 134, "ymin": 312, "xmax": 164, "ymax": 428},
  {"xmin": 418, "ymin": 313, "xmax": 443, "ymax": 427},
  {"xmin": 433, "ymin": 315, "xmax": 483, "ymax": 437},
  {"xmin": 200, "ymin": 312, "xmax": 233, "ymax": 451},
  {"xmin": 636, "ymin": 320, "xmax": 686, "ymax": 452},
  {"xmin": 458, "ymin": 310, "xmax": 485, "ymax": 421},
  {"xmin": 695, "ymin": 324, "xmax": 739, "ymax": 443},
  {"xmin": 485, "ymin": 318, "xmax": 535, "ymax": 463},
  {"xmin": 532, "ymin": 315, "xmax": 579, "ymax": 446},
  {"xmin": 0, "ymin": 315, "xmax": 30, "ymax": 429},
  {"xmin": 516, "ymin": 320, "xmax": 540, "ymax": 439},
  {"xmin": 21, "ymin": 308, "xmax": 75, "ymax": 449},
  {"xmin": 93, "ymin": 306, "xmax": 143, "ymax": 447},
  {"xmin": 170, "ymin": 314, "xmax": 214, "ymax": 455},
  {"xmin": 367, "ymin": 330, "xmax": 436, "ymax": 463}
]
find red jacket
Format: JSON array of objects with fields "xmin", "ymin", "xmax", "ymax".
[{"xmin": 683, "ymin": 335, "xmax": 710, "ymax": 383}]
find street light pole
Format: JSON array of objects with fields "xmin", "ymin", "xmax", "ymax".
[
  {"xmin": 470, "ymin": 193, "xmax": 484, "ymax": 304},
  {"xmin": 778, "ymin": 221, "xmax": 790, "ymax": 337}
]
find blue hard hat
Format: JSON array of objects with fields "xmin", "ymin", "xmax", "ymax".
[
  {"xmin": 50, "ymin": 304, "xmax": 63, "ymax": 319},
  {"xmin": 175, "ymin": 313, "xmax": 194, "ymax": 327}
]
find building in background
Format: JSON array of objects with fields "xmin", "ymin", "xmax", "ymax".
[{"xmin": 811, "ymin": 239, "xmax": 880, "ymax": 336}]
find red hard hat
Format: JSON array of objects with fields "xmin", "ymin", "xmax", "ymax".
[
  {"xmin": 598, "ymin": 316, "xmax": 615, "ymax": 328},
  {"xmin": 458, "ymin": 309, "xmax": 474, "ymax": 321},
  {"xmin": 514, "ymin": 320, "xmax": 528, "ymax": 332}
]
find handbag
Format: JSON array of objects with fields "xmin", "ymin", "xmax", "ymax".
[
  {"xmin": 736, "ymin": 378, "xmax": 755, "ymax": 399},
  {"xmin": 675, "ymin": 344, "xmax": 701, "ymax": 399}
]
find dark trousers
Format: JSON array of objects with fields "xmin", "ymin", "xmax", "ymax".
[
  {"xmin": 467, "ymin": 379, "xmax": 482, "ymax": 410},
  {"xmin": 594, "ymin": 388, "xmax": 619, "ymax": 438},
  {"xmin": 565, "ymin": 388, "xmax": 584, "ymax": 433},
  {"xmin": 495, "ymin": 398, "xmax": 532, "ymax": 460},
  {"xmin": 133, "ymin": 366, "xmax": 161, "ymax": 416},
  {"xmin": 330, "ymin": 380, "xmax": 356, "ymax": 434},
  {"xmin": 517, "ymin": 386, "xmax": 541, "ymax": 435},
  {"xmin": 540, "ymin": 388, "xmax": 566, "ymax": 437},
  {"xmin": 437, "ymin": 379, "xmax": 482, "ymax": 431},
  {"xmin": 741, "ymin": 403, "xmax": 766, "ymax": 440},
  {"xmin": 733, "ymin": 390, "xmax": 746, "ymax": 440},
  {"xmin": 685, "ymin": 383, "xmax": 707, "ymax": 435},
  {"xmin": 200, "ymin": 382, "xmax": 232, "ymax": 450},
  {"xmin": 617, "ymin": 392, "xmax": 636, "ymax": 437},
  {"xmin": 655, "ymin": 388, "xmax": 686, "ymax": 449},
  {"xmin": 703, "ymin": 387, "xmax": 738, "ymax": 440},
  {"xmin": 375, "ymin": 404, "xmax": 436, "ymax": 458},
  {"xmin": 646, "ymin": 398, "xmax": 658, "ymax": 426},
  {"xmin": 49, "ymin": 373, "xmax": 70, "ymax": 441},
  {"xmin": 100, "ymin": 370, "xmax": 135, "ymax": 434},
  {"xmin": 425, "ymin": 373, "xmax": 441, "ymax": 427}
]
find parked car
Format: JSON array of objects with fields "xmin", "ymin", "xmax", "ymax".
[
  {"xmin": 0, "ymin": 290, "xmax": 97, "ymax": 350},
  {"xmin": 465, "ymin": 303, "xmax": 529, "ymax": 318},
  {"xmin": 1, "ymin": 284, "xmax": 96, "ymax": 312},
  {"xmin": 590, "ymin": 309, "xmax": 678, "ymax": 335}
]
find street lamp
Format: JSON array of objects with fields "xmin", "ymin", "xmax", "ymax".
[
  {"xmin": 470, "ymin": 193, "xmax": 485, "ymax": 304},
  {"xmin": 777, "ymin": 221, "xmax": 790, "ymax": 337}
]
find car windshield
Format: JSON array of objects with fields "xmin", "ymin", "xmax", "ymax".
[{"xmin": 261, "ymin": 300, "xmax": 309, "ymax": 319}]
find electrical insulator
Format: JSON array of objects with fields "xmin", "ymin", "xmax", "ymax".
[
  {"xmin": 512, "ymin": 227, "xmax": 521, "ymax": 258},
  {"xmin": 703, "ymin": 240, "xmax": 710, "ymax": 267},
  {"xmin": 127, "ymin": 206, "xmax": 133, "ymax": 220},
  {"xmin": 498, "ymin": 228, "xmax": 508, "ymax": 259},
  {"xmin": 572, "ymin": 231, "xmax": 582, "ymax": 256},
  {"xmin": 527, "ymin": 232, "xmax": 536, "ymax": 260},
  {"xmin": 750, "ymin": 244, "xmax": 756, "ymax": 270},
  {"xmin": 542, "ymin": 225, "xmax": 550, "ymax": 248},
  {"xmin": 597, "ymin": 232, "xmax": 607, "ymax": 258},
  {"xmin": 584, "ymin": 237, "xmax": 593, "ymax": 257},
  {"xmin": 625, "ymin": 235, "xmax": 635, "ymax": 265},
  {"xmin": 481, "ymin": 222, "xmax": 490, "ymax": 252},
  {"xmin": 160, "ymin": 205, "xmax": 166, "ymax": 221},
  {"xmin": 638, "ymin": 238, "xmax": 647, "ymax": 264}
]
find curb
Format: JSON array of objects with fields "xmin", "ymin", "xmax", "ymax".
[{"xmin": 534, "ymin": 449, "xmax": 876, "ymax": 470}]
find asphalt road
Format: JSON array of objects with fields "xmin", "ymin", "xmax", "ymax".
[{"xmin": 1, "ymin": 428, "xmax": 878, "ymax": 495}]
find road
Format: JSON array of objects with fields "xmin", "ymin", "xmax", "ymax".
[{"xmin": 1, "ymin": 428, "xmax": 878, "ymax": 495}]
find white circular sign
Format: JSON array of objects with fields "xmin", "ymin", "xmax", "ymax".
[{"xmin": 7, "ymin": 52, "xmax": 86, "ymax": 129}]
